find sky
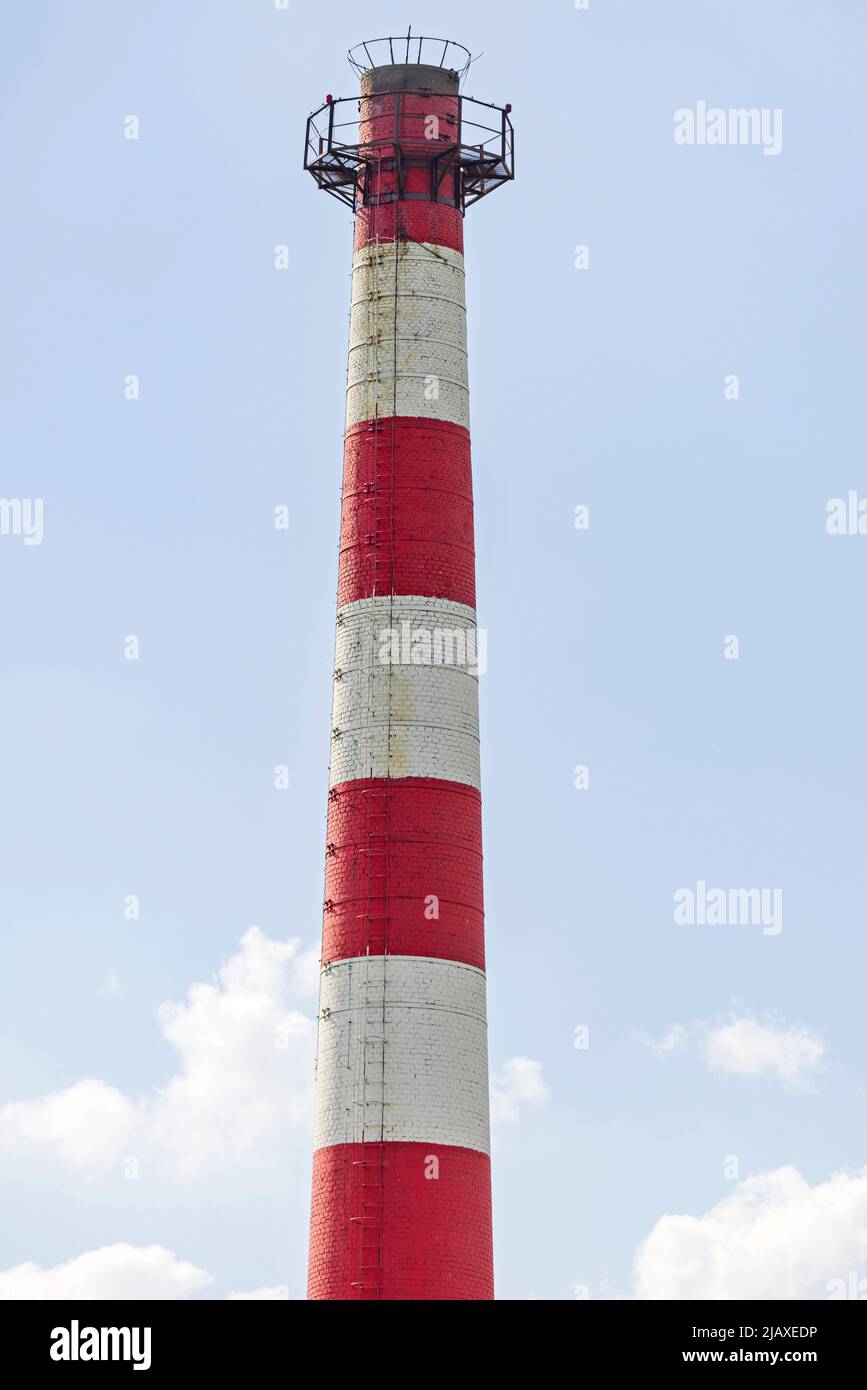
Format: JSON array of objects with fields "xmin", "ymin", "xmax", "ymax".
[{"xmin": 2, "ymin": 0, "xmax": 867, "ymax": 1300}]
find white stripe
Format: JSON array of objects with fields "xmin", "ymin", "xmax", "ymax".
[
  {"xmin": 313, "ymin": 955, "xmax": 490, "ymax": 1153},
  {"xmin": 346, "ymin": 242, "xmax": 469, "ymax": 429},
  {"xmin": 330, "ymin": 595, "xmax": 480, "ymax": 789}
]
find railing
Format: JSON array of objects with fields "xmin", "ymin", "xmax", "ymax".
[
  {"xmin": 347, "ymin": 34, "xmax": 472, "ymax": 78},
  {"xmin": 303, "ymin": 92, "xmax": 515, "ymax": 212}
]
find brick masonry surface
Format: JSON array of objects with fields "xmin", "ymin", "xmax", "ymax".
[
  {"xmin": 345, "ymin": 242, "xmax": 469, "ymax": 430},
  {"xmin": 313, "ymin": 954, "xmax": 490, "ymax": 1153},
  {"xmin": 338, "ymin": 416, "xmax": 475, "ymax": 608},
  {"xmin": 308, "ymin": 1142, "xmax": 493, "ymax": 1300},
  {"xmin": 329, "ymin": 594, "xmax": 481, "ymax": 788},
  {"xmin": 323, "ymin": 776, "xmax": 485, "ymax": 969},
  {"xmin": 354, "ymin": 200, "xmax": 464, "ymax": 254}
]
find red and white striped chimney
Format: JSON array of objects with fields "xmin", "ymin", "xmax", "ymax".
[{"xmin": 304, "ymin": 34, "xmax": 514, "ymax": 1301}]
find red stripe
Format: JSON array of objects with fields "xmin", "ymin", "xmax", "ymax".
[
  {"xmin": 359, "ymin": 92, "xmax": 460, "ymax": 150},
  {"xmin": 354, "ymin": 89, "xmax": 464, "ymax": 255},
  {"xmin": 339, "ymin": 418, "xmax": 475, "ymax": 607},
  {"xmin": 308, "ymin": 1142, "xmax": 493, "ymax": 1300},
  {"xmin": 324, "ymin": 777, "xmax": 484, "ymax": 969},
  {"xmin": 354, "ymin": 202, "xmax": 464, "ymax": 255}
]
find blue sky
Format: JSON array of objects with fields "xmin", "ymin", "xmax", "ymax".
[{"xmin": 2, "ymin": 0, "xmax": 867, "ymax": 1300}]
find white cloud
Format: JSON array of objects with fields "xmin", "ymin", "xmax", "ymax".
[
  {"xmin": 148, "ymin": 928, "xmax": 317, "ymax": 1177},
  {"xmin": 491, "ymin": 1057, "xmax": 549, "ymax": 1124},
  {"xmin": 0, "ymin": 1244, "xmax": 212, "ymax": 1300},
  {"xmin": 641, "ymin": 1012, "xmax": 825, "ymax": 1088},
  {"xmin": 704, "ymin": 1016, "xmax": 824, "ymax": 1088},
  {"xmin": 635, "ymin": 1165, "xmax": 867, "ymax": 1300},
  {"xmin": 0, "ymin": 1078, "xmax": 139, "ymax": 1171},
  {"xmin": 0, "ymin": 928, "xmax": 318, "ymax": 1179},
  {"xmin": 641, "ymin": 1024, "xmax": 687, "ymax": 1055},
  {"xmin": 225, "ymin": 1285, "xmax": 289, "ymax": 1300}
]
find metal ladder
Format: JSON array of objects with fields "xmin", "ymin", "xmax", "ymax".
[{"xmin": 348, "ymin": 150, "xmax": 400, "ymax": 1297}]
